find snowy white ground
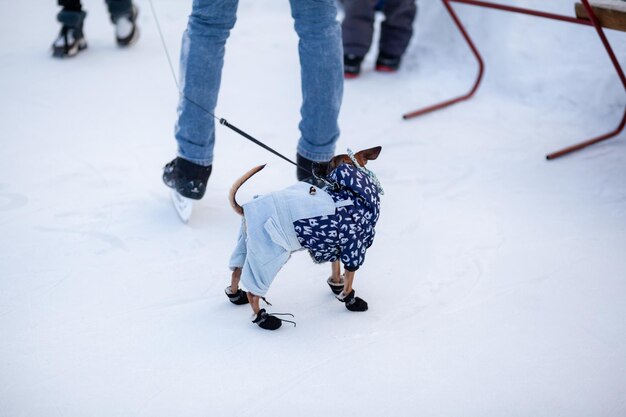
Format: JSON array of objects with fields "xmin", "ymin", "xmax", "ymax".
[{"xmin": 1, "ymin": 0, "xmax": 626, "ymax": 416}]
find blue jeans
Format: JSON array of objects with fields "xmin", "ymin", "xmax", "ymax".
[{"xmin": 174, "ymin": 0, "xmax": 344, "ymax": 166}]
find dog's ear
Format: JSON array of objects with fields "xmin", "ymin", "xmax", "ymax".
[{"xmin": 355, "ymin": 146, "xmax": 382, "ymax": 166}]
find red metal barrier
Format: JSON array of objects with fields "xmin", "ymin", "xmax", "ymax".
[{"xmin": 404, "ymin": 0, "xmax": 626, "ymax": 160}]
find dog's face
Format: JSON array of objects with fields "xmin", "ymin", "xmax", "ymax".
[{"xmin": 313, "ymin": 146, "xmax": 382, "ymax": 178}]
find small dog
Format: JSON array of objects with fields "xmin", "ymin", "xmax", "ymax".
[{"xmin": 226, "ymin": 146, "xmax": 382, "ymax": 330}]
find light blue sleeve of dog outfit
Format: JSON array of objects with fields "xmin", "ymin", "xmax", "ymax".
[
  {"xmin": 228, "ymin": 220, "xmax": 248, "ymax": 271},
  {"xmin": 229, "ymin": 182, "xmax": 337, "ymax": 297}
]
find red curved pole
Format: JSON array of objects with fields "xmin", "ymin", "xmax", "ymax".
[
  {"xmin": 403, "ymin": 0, "xmax": 484, "ymax": 120},
  {"xmin": 403, "ymin": 0, "xmax": 626, "ymax": 160},
  {"xmin": 546, "ymin": 0, "xmax": 626, "ymax": 160}
]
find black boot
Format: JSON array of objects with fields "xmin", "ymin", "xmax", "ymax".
[
  {"xmin": 337, "ymin": 289, "xmax": 368, "ymax": 312},
  {"xmin": 375, "ymin": 52, "xmax": 401, "ymax": 72},
  {"xmin": 162, "ymin": 157, "xmax": 212, "ymax": 200},
  {"xmin": 296, "ymin": 153, "xmax": 315, "ymax": 182},
  {"xmin": 114, "ymin": 5, "xmax": 139, "ymax": 47},
  {"xmin": 296, "ymin": 154, "xmax": 329, "ymax": 188},
  {"xmin": 252, "ymin": 309, "xmax": 282, "ymax": 330},
  {"xmin": 52, "ymin": 10, "xmax": 87, "ymax": 58},
  {"xmin": 252, "ymin": 309, "xmax": 296, "ymax": 330},
  {"xmin": 327, "ymin": 276, "xmax": 344, "ymax": 295},
  {"xmin": 225, "ymin": 287, "xmax": 249, "ymax": 305},
  {"xmin": 344, "ymin": 54, "xmax": 364, "ymax": 78}
]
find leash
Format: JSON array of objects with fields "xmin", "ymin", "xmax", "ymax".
[{"xmin": 148, "ymin": 0, "xmax": 317, "ymax": 177}]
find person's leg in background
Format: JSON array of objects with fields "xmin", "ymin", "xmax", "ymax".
[
  {"xmin": 377, "ymin": 0, "xmax": 417, "ymax": 71},
  {"xmin": 52, "ymin": 0, "xmax": 87, "ymax": 57},
  {"xmin": 341, "ymin": 0, "xmax": 378, "ymax": 77},
  {"xmin": 104, "ymin": 0, "xmax": 139, "ymax": 46}
]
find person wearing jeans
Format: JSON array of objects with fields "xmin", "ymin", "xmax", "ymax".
[
  {"xmin": 162, "ymin": 0, "xmax": 344, "ymax": 200},
  {"xmin": 52, "ymin": 0, "xmax": 139, "ymax": 58}
]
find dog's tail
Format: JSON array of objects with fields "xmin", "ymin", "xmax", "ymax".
[{"xmin": 230, "ymin": 164, "xmax": 266, "ymax": 216}]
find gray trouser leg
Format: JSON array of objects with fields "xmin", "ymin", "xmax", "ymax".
[
  {"xmin": 342, "ymin": 0, "xmax": 378, "ymax": 57},
  {"xmin": 57, "ymin": 9, "xmax": 87, "ymax": 29},
  {"xmin": 58, "ymin": 0, "xmax": 82, "ymax": 11},
  {"xmin": 379, "ymin": 0, "xmax": 417, "ymax": 57},
  {"xmin": 105, "ymin": 0, "xmax": 133, "ymax": 22}
]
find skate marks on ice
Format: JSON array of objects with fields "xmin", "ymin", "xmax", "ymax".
[
  {"xmin": 374, "ymin": 142, "xmax": 483, "ymax": 313},
  {"xmin": 232, "ymin": 340, "xmax": 380, "ymax": 417},
  {"xmin": 377, "ymin": 142, "xmax": 475, "ymax": 199},
  {"xmin": 376, "ymin": 175, "xmax": 508, "ymax": 328},
  {"xmin": 34, "ymin": 225, "xmax": 127, "ymax": 254},
  {"xmin": 383, "ymin": 222, "xmax": 500, "ymax": 327},
  {"xmin": 0, "ymin": 184, "xmax": 28, "ymax": 212}
]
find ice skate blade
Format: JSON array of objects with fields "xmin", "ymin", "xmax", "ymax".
[{"xmin": 170, "ymin": 189, "xmax": 193, "ymax": 223}]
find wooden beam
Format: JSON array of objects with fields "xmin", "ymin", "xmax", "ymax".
[{"xmin": 575, "ymin": 1, "xmax": 626, "ymax": 32}]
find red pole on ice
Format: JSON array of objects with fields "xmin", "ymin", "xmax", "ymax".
[
  {"xmin": 546, "ymin": 0, "xmax": 626, "ymax": 160},
  {"xmin": 403, "ymin": 0, "xmax": 626, "ymax": 160}
]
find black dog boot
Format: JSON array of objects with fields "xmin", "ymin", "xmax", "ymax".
[
  {"xmin": 337, "ymin": 289, "xmax": 368, "ymax": 312},
  {"xmin": 225, "ymin": 287, "xmax": 249, "ymax": 305},
  {"xmin": 252, "ymin": 309, "xmax": 283, "ymax": 330},
  {"xmin": 327, "ymin": 276, "xmax": 344, "ymax": 295}
]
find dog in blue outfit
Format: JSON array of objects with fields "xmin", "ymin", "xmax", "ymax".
[{"xmin": 226, "ymin": 146, "xmax": 382, "ymax": 330}]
